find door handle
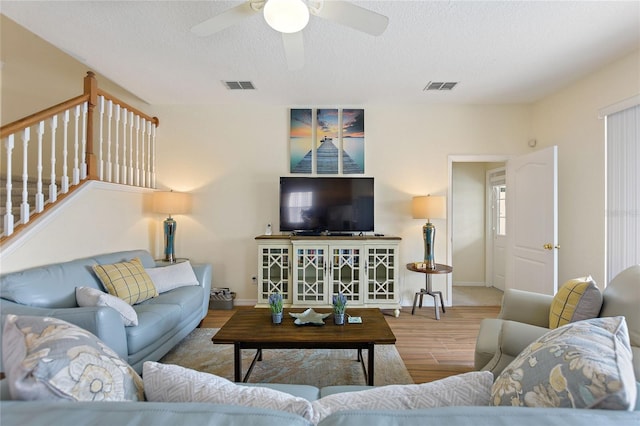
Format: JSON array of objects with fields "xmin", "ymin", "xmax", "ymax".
[{"xmin": 543, "ymin": 243, "xmax": 560, "ymax": 250}]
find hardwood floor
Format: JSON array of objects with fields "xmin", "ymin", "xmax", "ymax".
[{"xmin": 202, "ymin": 305, "xmax": 500, "ymax": 384}]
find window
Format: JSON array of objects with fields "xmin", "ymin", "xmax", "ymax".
[
  {"xmin": 604, "ymin": 101, "xmax": 639, "ymax": 282},
  {"xmin": 495, "ymin": 185, "xmax": 506, "ymax": 236},
  {"xmin": 489, "ymin": 168, "xmax": 507, "ymax": 237}
]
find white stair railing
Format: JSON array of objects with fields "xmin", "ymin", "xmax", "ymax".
[{"xmin": 0, "ymin": 71, "xmax": 159, "ymax": 239}]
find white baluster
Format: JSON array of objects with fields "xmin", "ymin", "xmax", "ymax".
[
  {"xmin": 98, "ymin": 96, "xmax": 105, "ymax": 181},
  {"xmin": 4, "ymin": 135, "xmax": 15, "ymax": 236},
  {"xmin": 61, "ymin": 110, "xmax": 69, "ymax": 193},
  {"xmin": 106, "ymin": 99, "xmax": 113, "ymax": 182},
  {"xmin": 140, "ymin": 118, "xmax": 147, "ymax": 188},
  {"xmin": 114, "ymin": 104, "xmax": 121, "ymax": 184},
  {"xmin": 135, "ymin": 115, "xmax": 141, "ymax": 187},
  {"xmin": 73, "ymin": 105, "xmax": 81, "ymax": 185},
  {"xmin": 121, "ymin": 108, "xmax": 128, "ymax": 185},
  {"xmin": 145, "ymin": 120, "xmax": 151, "ymax": 188},
  {"xmin": 20, "ymin": 128, "xmax": 31, "ymax": 224},
  {"xmin": 35, "ymin": 121, "xmax": 45, "ymax": 213},
  {"xmin": 49, "ymin": 115, "xmax": 58, "ymax": 203},
  {"xmin": 129, "ymin": 111, "xmax": 134, "ymax": 185},
  {"xmin": 151, "ymin": 123, "xmax": 156, "ymax": 189},
  {"xmin": 80, "ymin": 102, "xmax": 88, "ymax": 180}
]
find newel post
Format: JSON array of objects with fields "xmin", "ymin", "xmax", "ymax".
[{"xmin": 84, "ymin": 71, "xmax": 98, "ymax": 180}]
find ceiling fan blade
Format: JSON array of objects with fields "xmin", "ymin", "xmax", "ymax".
[
  {"xmin": 282, "ymin": 31, "xmax": 305, "ymax": 71},
  {"xmin": 311, "ymin": 1, "xmax": 388, "ymax": 36},
  {"xmin": 191, "ymin": 2, "xmax": 260, "ymax": 37}
]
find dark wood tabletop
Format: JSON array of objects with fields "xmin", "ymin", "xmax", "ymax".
[
  {"xmin": 213, "ymin": 307, "xmax": 396, "ymax": 347},
  {"xmin": 212, "ymin": 307, "xmax": 396, "ymax": 385}
]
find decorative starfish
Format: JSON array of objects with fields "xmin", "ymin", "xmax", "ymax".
[{"xmin": 289, "ymin": 308, "xmax": 332, "ymax": 325}]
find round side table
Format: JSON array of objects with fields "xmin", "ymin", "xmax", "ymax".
[{"xmin": 406, "ymin": 263, "xmax": 453, "ymax": 320}]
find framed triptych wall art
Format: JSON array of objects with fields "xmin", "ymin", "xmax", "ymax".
[{"xmin": 289, "ymin": 108, "xmax": 365, "ymax": 175}]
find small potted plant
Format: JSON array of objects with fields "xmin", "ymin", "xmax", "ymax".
[
  {"xmin": 268, "ymin": 292, "xmax": 283, "ymax": 324},
  {"xmin": 332, "ymin": 292, "xmax": 347, "ymax": 325}
]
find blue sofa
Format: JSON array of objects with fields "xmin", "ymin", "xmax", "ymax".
[
  {"xmin": 0, "ymin": 249, "xmax": 212, "ymax": 373},
  {"xmin": 1, "ymin": 396, "xmax": 637, "ymax": 425},
  {"xmin": 1, "ymin": 252, "xmax": 638, "ymax": 425}
]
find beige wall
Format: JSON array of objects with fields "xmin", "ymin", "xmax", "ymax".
[
  {"xmin": 0, "ymin": 15, "xmax": 149, "ymax": 125},
  {"xmin": 2, "ymin": 16, "xmax": 638, "ymax": 303},
  {"xmin": 151, "ymin": 104, "xmax": 530, "ymax": 305},
  {"xmin": 1, "ymin": 182, "xmax": 157, "ymax": 272},
  {"xmin": 452, "ymin": 162, "xmax": 486, "ymax": 285},
  {"xmin": 530, "ymin": 50, "xmax": 640, "ymax": 287}
]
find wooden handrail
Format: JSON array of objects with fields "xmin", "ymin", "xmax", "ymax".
[
  {"xmin": 1, "ymin": 71, "xmax": 159, "ymax": 181},
  {"xmin": 0, "ymin": 94, "xmax": 89, "ymax": 138},
  {"xmin": 97, "ymin": 89, "xmax": 159, "ymax": 127},
  {"xmin": 1, "ymin": 71, "xmax": 160, "ymax": 241}
]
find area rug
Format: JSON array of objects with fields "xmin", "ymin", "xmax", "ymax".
[{"xmin": 159, "ymin": 328, "xmax": 414, "ymax": 387}]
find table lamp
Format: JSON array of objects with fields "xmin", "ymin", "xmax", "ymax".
[
  {"xmin": 153, "ymin": 190, "xmax": 191, "ymax": 263},
  {"xmin": 412, "ymin": 195, "xmax": 446, "ymax": 270}
]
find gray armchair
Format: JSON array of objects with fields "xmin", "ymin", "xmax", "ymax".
[{"xmin": 474, "ymin": 264, "xmax": 640, "ymax": 380}]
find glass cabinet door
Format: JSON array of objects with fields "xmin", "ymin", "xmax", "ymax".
[
  {"xmin": 330, "ymin": 246, "xmax": 361, "ymax": 303},
  {"xmin": 294, "ymin": 247, "xmax": 326, "ymax": 303},
  {"xmin": 258, "ymin": 245, "xmax": 290, "ymax": 304},
  {"xmin": 365, "ymin": 245, "xmax": 397, "ymax": 302}
]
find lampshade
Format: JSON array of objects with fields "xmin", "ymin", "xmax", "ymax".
[
  {"xmin": 412, "ymin": 195, "xmax": 446, "ymax": 220},
  {"xmin": 153, "ymin": 191, "xmax": 191, "ymax": 216},
  {"xmin": 264, "ymin": 0, "xmax": 310, "ymax": 33}
]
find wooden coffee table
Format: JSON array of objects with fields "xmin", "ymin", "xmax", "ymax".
[{"xmin": 212, "ymin": 308, "xmax": 396, "ymax": 385}]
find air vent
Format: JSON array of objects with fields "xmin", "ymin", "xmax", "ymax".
[
  {"xmin": 223, "ymin": 81, "xmax": 255, "ymax": 90},
  {"xmin": 424, "ymin": 81, "xmax": 458, "ymax": 91}
]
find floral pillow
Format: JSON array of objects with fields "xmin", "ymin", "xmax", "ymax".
[
  {"xmin": 491, "ymin": 316, "xmax": 636, "ymax": 410},
  {"xmin": 2, "ymin": 314, "xmax": 143, "ymax": 401}
]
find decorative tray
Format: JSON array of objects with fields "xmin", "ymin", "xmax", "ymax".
[{"xmin": 289, "ymin": 308, "xmax": 332, "ymax": 326}]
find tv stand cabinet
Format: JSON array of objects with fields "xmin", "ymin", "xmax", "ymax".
[{"xmin": 255, "ymin": 235, "xmax": 402, "ymax": 317}]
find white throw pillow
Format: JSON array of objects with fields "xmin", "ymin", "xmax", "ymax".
[
  {"xmin": 311, "ymin": 371, "xmax": 493, "ymax": 424},
  {"xmin": 143, "ymin": 361, "xmax": 314, "ymax": 420},
  {"xmin": 145, "ymin": 261, "xmax": 199, "ymax": 293},
  {"xmin": 76, "ymin": 286, "xmax": 138, "ymax": 326}
]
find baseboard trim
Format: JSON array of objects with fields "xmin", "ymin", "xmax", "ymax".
[{"xmin": 453, "ymin": 281, "xmax": 487, "ymax": 287}]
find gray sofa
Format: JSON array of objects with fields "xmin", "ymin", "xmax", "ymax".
[
  {"xmin": 1, "ymin": 395, "xmax": 637, "ymax": 425},
  {"xmin": 1, "ymin": 253, "xmax": 638, "ymax": 425},
  {"xmin": 0, "ymin": 249, "xmax": 212, "ymax": 373},
  {"xmin": 474, "ymin": 264, "xmax": 640, "ymax": 379}
]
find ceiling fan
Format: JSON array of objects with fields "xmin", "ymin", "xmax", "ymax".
[{"xmin": 191, "ymin": 0, "xmax": 389, "ymax": 70}]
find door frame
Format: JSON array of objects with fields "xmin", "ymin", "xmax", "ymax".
[{"xmin": 447, "ymin": 155, "xmax": 511, "ymax": 306}]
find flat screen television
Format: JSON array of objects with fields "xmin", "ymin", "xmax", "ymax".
[{"xmin": 279, "ymin": 177, "xmax": 374, "ymax": 234}]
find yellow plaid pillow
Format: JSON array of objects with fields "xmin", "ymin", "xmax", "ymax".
[
  {"xmin": 93, "ymin": 258, "xmax": 158, "ymax": 305},
  {"xmin": 549, "ymin": 276, "xmax": 602, "ymax": 329}
]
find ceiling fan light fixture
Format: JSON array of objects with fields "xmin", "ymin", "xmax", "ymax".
[{"xmin": 264, "ymin": 0, "xmax": 310, "ymax": 33}]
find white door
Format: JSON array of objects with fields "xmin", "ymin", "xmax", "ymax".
[{"xmin": 505, "ymin": 146, "xmax": 558, "ymax": 295}]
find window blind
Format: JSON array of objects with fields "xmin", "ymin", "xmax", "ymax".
[{"xmin": 606, "ymin": 103, "xmax": 640, "ymax": 282}]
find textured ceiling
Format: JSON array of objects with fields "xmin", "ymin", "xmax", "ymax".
[{"xmin": 2, "ymin": 1, "xmax": 639, "ymax": 106}]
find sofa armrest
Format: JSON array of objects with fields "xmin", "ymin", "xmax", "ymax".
[
  {"xmin": 498, "ymin": 288, "xmax": 553, "ymax": 328},
  {"xmin": 0, "ymin": 299, "xmax": 128, "ymax": 359},
  {"xmin": 191, "ymin": 263, "xmax": 213, "ymax": 319},
  {"xmin": 482, "ymin": 320, "xmax": 550, "ymax": 375}
]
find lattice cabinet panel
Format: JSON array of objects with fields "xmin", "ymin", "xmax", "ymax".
[
  {"xmin": 365, "ymin": 245, "xmax": 397, "ymax": 303},
  {"xmin": 294, "ymin": 246, "xmax": 327, "ymax": 304},
  {"xmin": 257, "ymin": 244, "xmax": 291, "ymax": 304},
  {"xmin": 330, "ymin": 247, "xmax": 361, "ymax": 302},
  {"xmin": 257, "ymin": 236, "xmax": 400, "ymax": 315}
]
